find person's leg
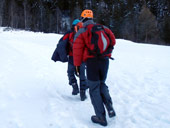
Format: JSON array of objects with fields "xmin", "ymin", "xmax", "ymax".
[
  {"xmin": 67, "ymin": 57, "xmax": 79, "ymax": 95},
  {"xmin": 88, "ymin": 80, "xmax": 107, "ymax": 126},
  {"xmin": 100, "ymin": 82, "xmax": 116, "ymax": 117},
  {"xmin": 88, "ymin": 80, "xmax": 106, "ymax": 118},
  {"xmin": 100, "ymin": 82, "xmax": 112, "ymax": 105},
  {"xmin": 86, "ymin": 58, "xmax": 106, "ymax": 124},
  {"xmin": 99, "ymin": 58, "xmax": 116, "ymax": 117},
  {"xmin": 79, "ymin": 63, "xmax": 88, "ymax": 101},
  {"xmin": 79, "ymin": 62, "xmax": 88, "ymax": 90}
]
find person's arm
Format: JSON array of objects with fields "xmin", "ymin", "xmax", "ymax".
[{"xmin": 73, "ymin": 29, "xmax": 85, "ymax": 66}]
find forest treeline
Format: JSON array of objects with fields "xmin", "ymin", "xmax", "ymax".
[{"xmin": 0, "ymin": 0, "xmax": 169, "ymax": 45}]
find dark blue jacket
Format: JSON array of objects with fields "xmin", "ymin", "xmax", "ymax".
[{"xmin": 51, "ymin": 31, "xmax": 72, "ymax": 62}]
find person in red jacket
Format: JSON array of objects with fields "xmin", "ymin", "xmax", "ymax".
[
  {"xmin": 73, "ymin": 10, "xmax": 116, "ymax": 126},
  {"xmin": 58, "ymin": 19, "xmax": 87, "ymax": 101}
]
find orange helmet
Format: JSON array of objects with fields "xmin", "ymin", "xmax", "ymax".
[{"xmin": 81, "ymin": 9, "xmax": 93, "ymax": 18}]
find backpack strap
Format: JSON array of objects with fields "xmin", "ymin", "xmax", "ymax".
[
  {"xmin": 68, "ymin": 30, "xmax": 76, "ymax": 52},
  {"xmin": 91, "ymin": 24, "xmax": 101, "ymax": 56}
]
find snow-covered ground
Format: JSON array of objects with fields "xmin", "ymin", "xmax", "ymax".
[{"xmin": 0, "ymin": 27, "xmax": 170, "ymax": 128}]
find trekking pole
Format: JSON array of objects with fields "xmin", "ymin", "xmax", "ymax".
[{"xmin": 110, "ymin": 57, "xmax": 115, "ymax": 60}]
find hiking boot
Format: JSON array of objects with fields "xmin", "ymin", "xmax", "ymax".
[
  {"xmin": 91, "ymin": 115, "xmax": 107, "ymax": 126},
  {"xmin": 80, "ymin": 89, "xmax": 87, "ymax": 101},
  {"xmin": 106, "ymin": 103, "xmax": 116, "ymax": 118},
  {"xmin": 72, "ymin": 83, "xmax": 79, "ymax": 95},
  {"xmin": 108, "ymin": 109, "xmax": 116, "ymax": 118}
]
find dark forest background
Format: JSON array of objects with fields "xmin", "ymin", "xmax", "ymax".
[{"xmin": 0, "ymin": 0, "xmax": 169, "ymax": 45}]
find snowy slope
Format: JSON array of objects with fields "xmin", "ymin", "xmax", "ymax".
[{"xmin": 0, "ymin": 27, "xmax": 170, "ymax": 128}]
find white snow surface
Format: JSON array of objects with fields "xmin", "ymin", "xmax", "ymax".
[{"xmin": 0, "ymin": 27, "xmax": 170, "ymax": 128}]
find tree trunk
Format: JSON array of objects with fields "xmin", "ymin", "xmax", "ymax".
[
  {"xmin": 10, "ymin": 0, "xmax": 14, "ymax": 27},
  {"xmin": 145, "ymin": 31, "xmax": 148, "ymax": 42},
  {"xmin": 23, "ymin": 0, "xmax": 27, "ymax": 29},
  {"xmin": 0, "ymin": 0, "xmax": 5, "ymax": 26}
]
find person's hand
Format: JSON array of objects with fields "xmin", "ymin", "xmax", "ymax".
[{"xmin": 75, "ymin": 66, "xmax": 80, "ymax": 77}]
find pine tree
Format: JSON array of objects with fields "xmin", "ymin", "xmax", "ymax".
[
  {"xmin": 137, "ymin": 4, "xmax": 160, "ymax": 43},
  {"xmin": 0, "ymin": 0, "xmax": 5, "ymax": 26},
  {"xmin": 160, "ymin": 15, "xmax": 170, "ymax": 45}
]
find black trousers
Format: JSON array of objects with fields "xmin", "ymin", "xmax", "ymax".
[
  {"xmin": 86, "ymin": 57, "xmax": 112, "ymax": 118},
  {"xmin": 67, "ymin": 56, "xmax": 87, "ymax": 90}
]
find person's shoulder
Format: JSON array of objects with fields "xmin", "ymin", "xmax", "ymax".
[
  {"xmin": 74, "ymin": 26, "xmax": 88, "ymax": 41},
  {"xmin": 76, "ymin": 26, "xmax": 87, "ymax": 34},
  {"xmin": 64, "ymin": 29, "xmax": 73, "ymax": 35}
]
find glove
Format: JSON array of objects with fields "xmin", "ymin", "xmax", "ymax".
[{"xmin": 75, "ymin": 66, "xmax": 80, "ymax": 77}]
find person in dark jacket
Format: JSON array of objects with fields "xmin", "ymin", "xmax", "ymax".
[
  {"xmin": 73, "ymin": 10, "xmax": 116, "ymax": 126},
  {"xmin": 52, "ymin": 19, "xmax": 87, "ymax": 101}
]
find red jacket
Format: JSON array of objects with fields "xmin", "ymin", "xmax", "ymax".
[
  {"xmin": 73, "ymin": 20, "xmax": 116, "ymax": 66},
  {"xmin": 62, "ymin": 29, "xmax": 76, "ymax": 56}
]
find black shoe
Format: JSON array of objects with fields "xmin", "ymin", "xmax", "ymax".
[
  {"xmin": 72, "ymin": 83, "xmax": 79, "ymax": 95},
  {"xmin": 80, "ymin": 89, "xmax": 87, "ymax": 101},
  {"xmin": 91, "ymin": 115, "xmax": 107, "ymax": 126},
  {"xmin": 106, "ymin": 103, "xmax": 116, "ymax": 118},
  {"xmin": 108, "ymin": 109, "xmax": 116, "ymax": 118}
]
